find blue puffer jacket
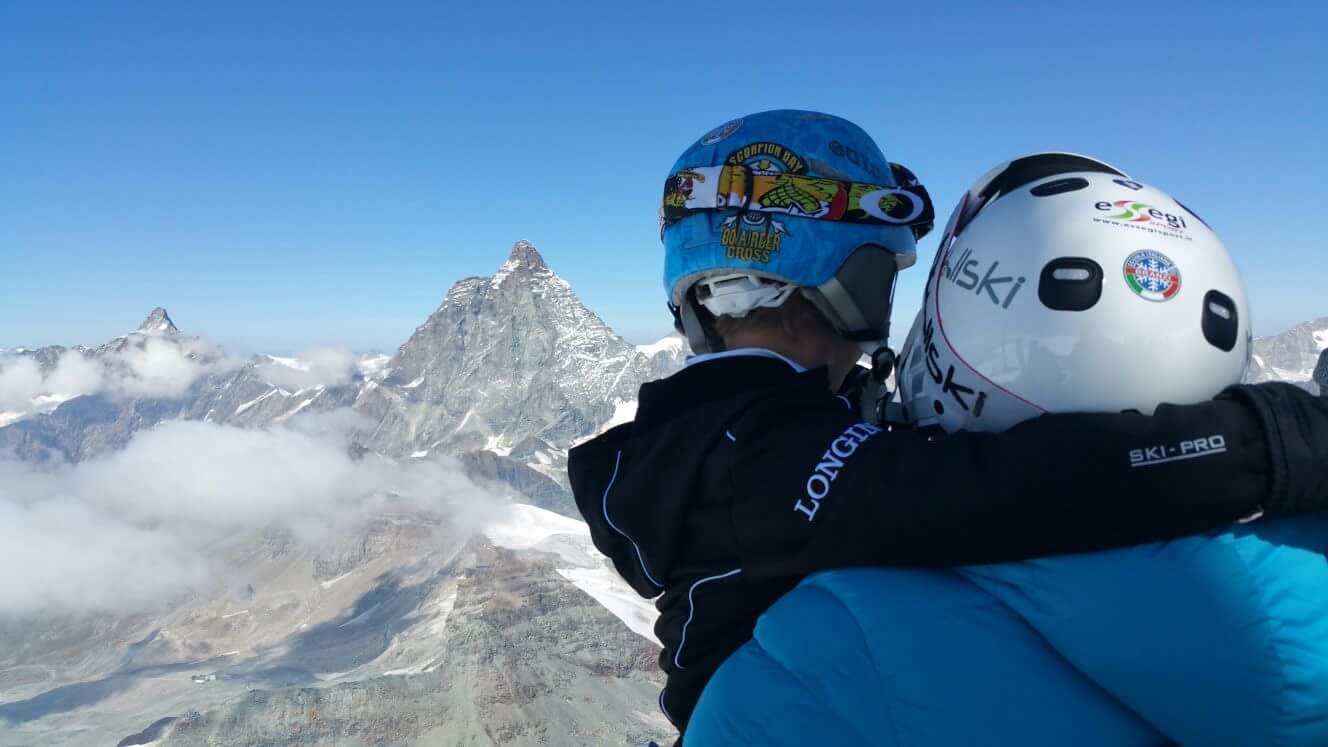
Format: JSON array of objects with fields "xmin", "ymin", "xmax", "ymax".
[{"xmin": 687, "ymin": 518, "xmax": 1328, "ymax": 746}]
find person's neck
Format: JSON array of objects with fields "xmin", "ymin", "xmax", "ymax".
[
  {"xmin": 721, "ymin": 330, "xmax": 859, "ymax": 390},
  {"xmin": 723, "ymin": 335, "xmax": 820, "ymax": 372}
]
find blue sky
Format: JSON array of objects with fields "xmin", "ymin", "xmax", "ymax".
[{"xmin": 2, "ymin": 1, "xmax": 1324, "ymax": 354}]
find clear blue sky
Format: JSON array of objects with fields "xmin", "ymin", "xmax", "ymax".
[{"xmin": 2, "ymin": 0, "xmax": 1324, "ymax": 354}]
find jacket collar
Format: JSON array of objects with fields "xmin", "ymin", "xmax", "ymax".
[
  {"xmin": 635, "ymin": 352, "xmax": 826, "ymax": 429},
  {"xmin": 684, "ymin": 347, "xmax": 807, "ymax": 373}
]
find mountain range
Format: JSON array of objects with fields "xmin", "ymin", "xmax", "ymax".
[
  {"xmin": 0, "ymin": 241, "xmax": 689, "ymax": 516},
  {"xmin": 0, "ymin": 242, "xmax": 686, "ymax": 746},
  {"xmin": 1, "ymin": 241, "xmax": 1321, "ymax": 746},
  {"xmin": 1245, "ymin": 316, "xmax": 1328, "ymax": 395}
]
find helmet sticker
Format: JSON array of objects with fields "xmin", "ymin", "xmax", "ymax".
[
  {"xmin": 701, "ymin": 118, "xmax": 743, "ymax": 146},
  {"xmin": 828, "ymin": 140, "xmax": 889, "ymax": 182},
  {"xmin": 726, "ymin": 142, "xmax": 808, "ymax": 174},
  {"xmin": 720, "ymin": 213, "xmax": 788, "ymax": 263},
  {"xmin": 1123, "ymin": 250, "xmax": 1182, "ymax": 302},
  {"xmin": 718, "ymin": 142, "xmax": 805, "ymax": 262},
  {"xmin": 1092, "ymin": 198, "xmax": 1192, "ymax": 241},
  {"xmin": 1113, "ymin": 178, "xmax": 1144, "ymax": 191},
  {"xmin": 918, "ymin": 312, "xmax": 987, "ymax": 416},
  {"xmin": 942, "ymin": 247, "xmax": 1027, "ymax": 309}
]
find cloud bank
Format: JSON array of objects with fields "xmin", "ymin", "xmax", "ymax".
[
  {"xmin": 0, "ymin": 334, "xmax": 237, "ymax": 419},
  {"xmin": 110, "ymin": 335, "xmax": 234, "ymax": 399},
  {"xmin": 0, "ymin": 412, "xmax": 497, "ymax": 616},
  {"xmin": 253, "ymin": 348, "xmax": 358, "ymax": 392},
  {"xmin": 0, "ymin": 351, "xmax": 104, "ymax": 413}
]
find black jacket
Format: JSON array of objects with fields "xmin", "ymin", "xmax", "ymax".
[{"xmin": 567, "ymin": 353, "xmax": 1324, "ymax": 734}]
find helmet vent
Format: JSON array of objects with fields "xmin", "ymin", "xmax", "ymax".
[
  {"xmin": 1202, "ymin": 290, "xmax": 1239, "ymax": 352},
  {"xmin": 1038, "ymin": 258, "xmax": 1103, "ymax": 311},
  {"xmin": 1029, "ymin": 177, "xmax": 1089, "ymax": 197},
  {"xmin": 954, "ymin": 155, "xmax": 1124, "ymax": 237},
  {"xmin": 1052, "ymin": 267, "xmax": 1092, "ymax": 281}
]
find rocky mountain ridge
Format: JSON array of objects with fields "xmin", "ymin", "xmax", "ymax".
[
  {"xmin": 0, "ymin": 241, "xmax": 684, "ymax": 746},
  {"xmin": 0, "ymin": 505, "xmax": 669, "ymax": 746},
  {"xmin": 1246, "ymin": 316, "xmax": 1328, "ymax": 395},
  {"xmin": 0, "ymin": 241, "xmax": 689, "ymax": 515}
]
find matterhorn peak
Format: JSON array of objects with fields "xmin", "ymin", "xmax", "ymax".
[
  {"xmin": 503, "ymin": 240, "xmax": 549, "ymax": 272},
  {"xmin": 488, "ymin": 240, "xmax": 556, "ymax": 289},
  {"xmin": 135, "ymin": 307, "xmax": 180, "ymax": 335}
]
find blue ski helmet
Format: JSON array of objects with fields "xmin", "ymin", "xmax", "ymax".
[{"xmin": 661, "ymin": 109, "xmax": 933, "ymax": 353}]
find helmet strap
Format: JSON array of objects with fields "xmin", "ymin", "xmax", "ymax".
[
  {"xmin": 863, "ymin": 346, "xmax": 897, "ymax": 424},
  {"xmin": 671, "ymin": 289, "xmax": 726, "ymax": 355}
]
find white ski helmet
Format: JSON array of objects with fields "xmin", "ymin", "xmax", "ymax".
[{"xmin": 898, "ymin": 153, "xmax": 1251, "ymax": 432}]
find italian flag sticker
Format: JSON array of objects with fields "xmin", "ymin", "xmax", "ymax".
[{"xmin": 1123, "ymin": 249, "xmax": 1181, "ymax": 302}]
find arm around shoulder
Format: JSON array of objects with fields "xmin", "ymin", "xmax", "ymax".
[{"xmin": 727, "ymin": 387, "xmax": 1325, "ymax": 578}]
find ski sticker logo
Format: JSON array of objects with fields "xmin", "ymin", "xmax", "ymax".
[
  {"xmin": 1123, "ymin": 250, "xmax": 1181, "ymax": 302},
  {"xmin": 1092, "ymin": 199, "xmax": 1192, "ymax": 241},
  {"xmin": 943, "ymin": 247, "xmax": 1027, "ymax": 309},
  {"xmin": 701, "ymin": 118, "xmax": 743, "ymax": 146},
  {"xmin": 716, "ymin": 143, "xmax": 805, "ymax": 263},
  {"xmin": 919, "ymin": 313, "xmax": 987, "ymax": 416}
]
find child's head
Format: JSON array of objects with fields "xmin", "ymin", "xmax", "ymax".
[
  {"xmin": 898, "ymin": 153, "xmax": 1250, "ymax": 432},
  {"xmin": 659, "ymin": 110, "xmax": 935, "ymax": 383}
]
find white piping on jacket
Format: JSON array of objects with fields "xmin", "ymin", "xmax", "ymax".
[
  {"xmin": 601, "ymin": 449, "xmax": 663, "ymax": 590},
  {"xmin": 674, "ymin": 568, "xmax": 742, "ymax": 670},
  {"xmin": 659, "ymin": 688, "xmax": 676, "ymax": 726}
]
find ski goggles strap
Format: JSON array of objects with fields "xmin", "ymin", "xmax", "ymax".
[{"xmin": 661, "ymin": 164, "xmax": 935, "ymax": 240}]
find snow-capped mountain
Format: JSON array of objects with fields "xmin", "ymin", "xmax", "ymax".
[
  {"xmin": 0, "ymin": 241, "xmax": 686, "ymax": 746},
  {"xmin": 134, "ymin": 306, "xmax": 181, "ymax": 335},
  {"xmin": 0, "ymin": 313, "xmax": 363, "ymax": 462},
  {"xmin": 344, "ymin": 241, "xmax": 687, "ymax": 513},
  {"xmin": 1246, "ymin": 317, "xmax": 1328, "ymax": 394},
  {"xmin": 2, "ymin": 241, "xmax": 685, "ymax": 501},
  {"xmin": 354, "ymin": 240, "xmax": 670, "ymax": 461},
  {"xmin": 638, "ymin": 331, "xmax": 690, "ymax": 378}
]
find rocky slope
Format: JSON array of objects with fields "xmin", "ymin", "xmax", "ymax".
[
  {"xmin": 1246, "ymin": 317, "xmax": 1328, "ymax": 394},
  {"xmin": 0, "ymin": 506, "xmax": 669, "ymax": 747},
  {"xmin": 0, "ymin": 242, "xmax": 685, "ymax": 746},
  {"xmin": 352, "ymin": 241, "xmax": 668, "ymax": 461}
]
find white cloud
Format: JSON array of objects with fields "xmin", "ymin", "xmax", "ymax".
[
  {"xmin": 0, "ymin": 351, "xmax": 106, "ymax": 414},
  {"xmin": 0, "ymin": 337, "xmax": 238, "ymax": 418},
  {"xmin": 108, "ymin": 335, "xmax": 234, "ymax": 400},
  {"xmin": 254, "ymin": 347, "xmax": 357, "ymax": 392},
  {"xmin": 0, "ymin": 356, "xmax": 45, "ymax": 412},
  {"xmin": 0, "ymin": 498, "xmax": 212, "ymax": 615},
  {"xmin": 44, "ymin": 350, "xmax": 106, "ymax": 399},
  {"xmin": 0, "ymin": 414, "xmax": 499, "ymax": 616}
]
